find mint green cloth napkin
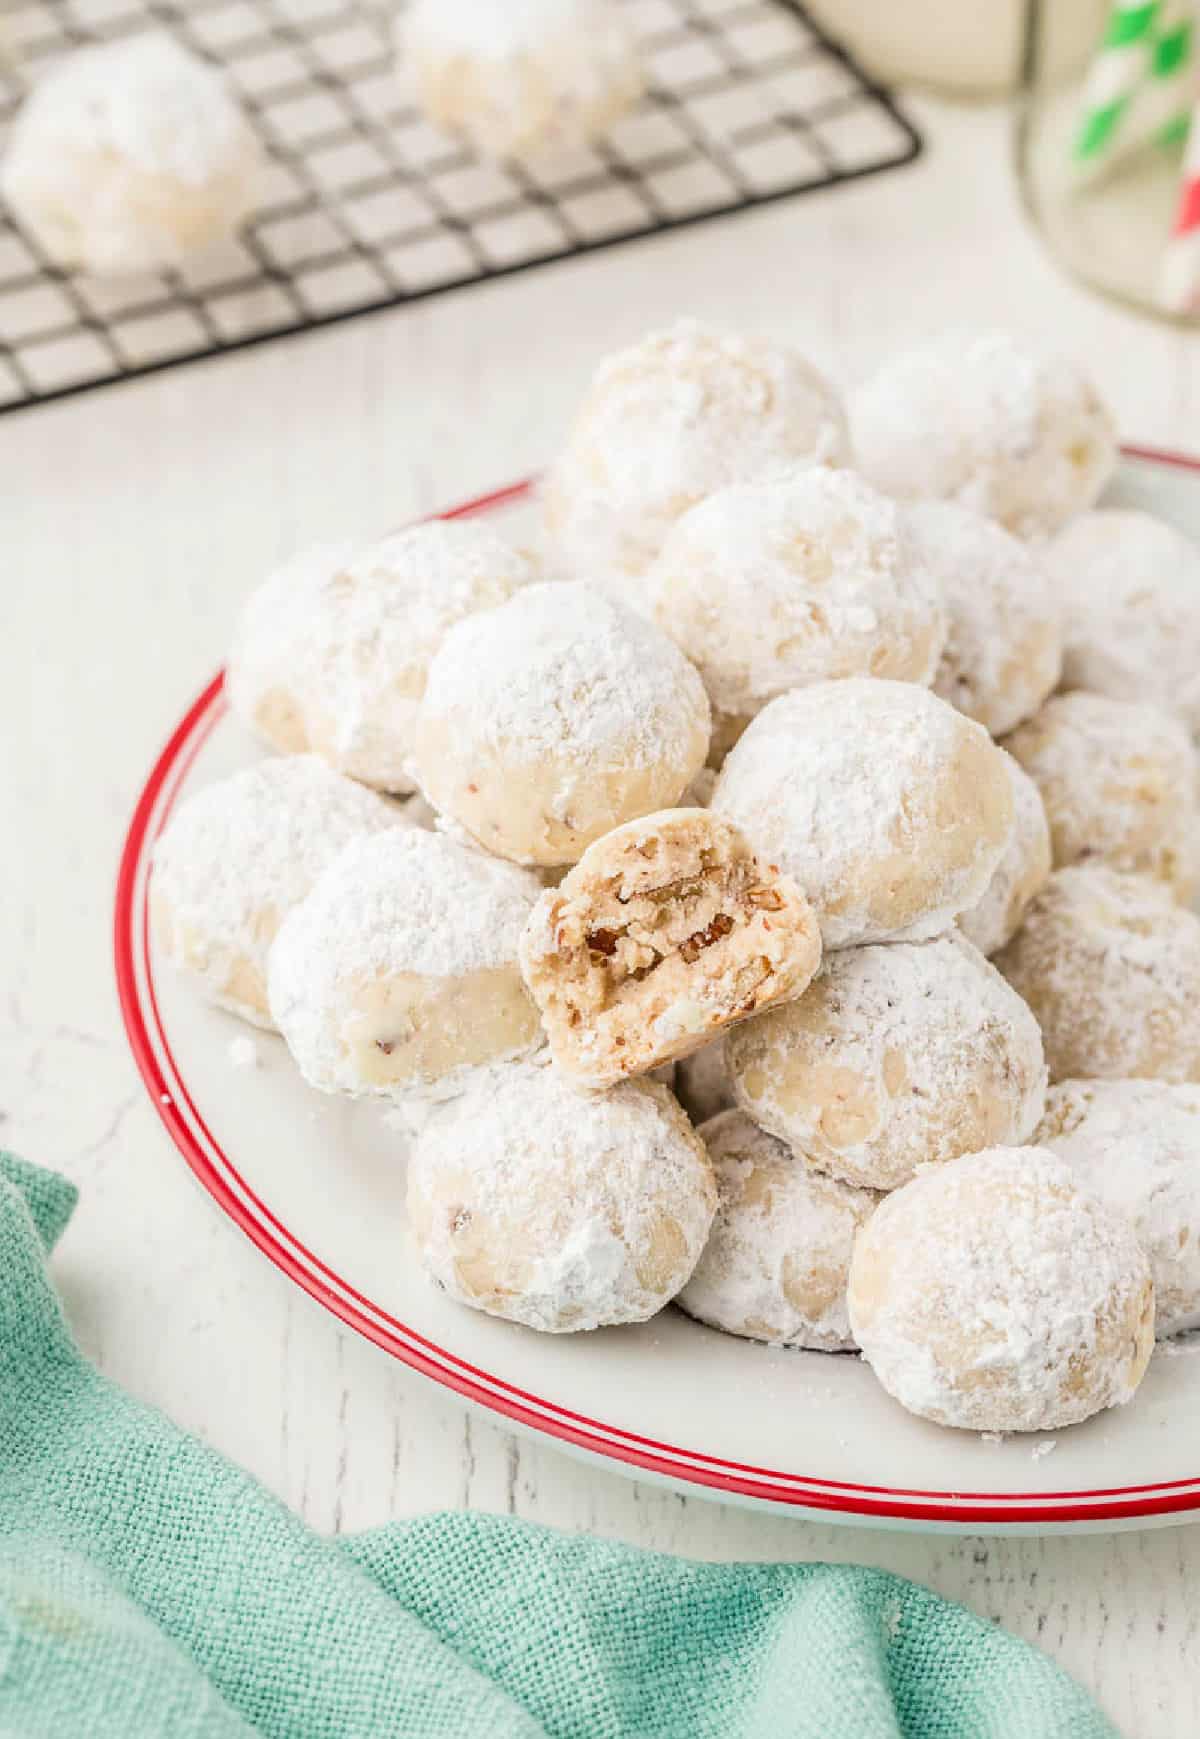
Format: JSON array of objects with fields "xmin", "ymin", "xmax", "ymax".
[{"xmin": 0, "ymin": 1152, "xmax": 1117, "ymax": 1739}]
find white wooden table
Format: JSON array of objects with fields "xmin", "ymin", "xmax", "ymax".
[{"xmin": 4, "ymin": 97, "xmax": 1199, "ymax": 1739}]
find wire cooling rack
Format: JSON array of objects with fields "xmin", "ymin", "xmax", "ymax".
[{"xmin": 0, "ymin": 0, "xmax": 920, "ymax": 414}]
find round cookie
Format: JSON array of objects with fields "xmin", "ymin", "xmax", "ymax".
[
  {"xmin": 650, "ymin": 468, "xmax": 945, "ymax": 746},
  {"xmin": 268, "ymin": 828, "xmax": 543, "ymax": 1099},
  {"xmin": 995, "ymin": 866, "xmax": 1200, "ymax": 1084},
  {"xmin": 1005, "ymin": 691, "xmax": 1200, "ymax": 899},
  {"xmin": 957, "ymin": 752, "xmax": 1051, "ymax": 957},
  {"xmin": 1046, "ymin": 508, "xmax": 1200, "ymax": 738},
  {"xmin": 903, "ymin": 500, "xmax": 1062, "ymax": 736},
  {"xmin": 675, "ymin": 1039, "xmax": 736, "ymax": 1126},
  {"xmin": 399, "ymin": 0, "xmax": 643, "ymax": 162},
  {"xmin": 518, "ymin": 808, "xmax": 822, "ymax": 1087},
  {"xmin": 542, "ymin": 319, "xmax": 850, "ymax": 591},
  {"xmin": 725, "ymin": 933, "xmax": 1046, "ymax": 1191},
  {"xmin": 711, "ymin": 679, "xmax": 1013, "ymax": 948},
  {"xmin": 1, "ymin": 35, "xmax": 261, "ymax": 275},
  {"xmin": 151, "ymin": 755, "xmax": 403, "ymax": 1028},
  {"xmin": 851, "ymin": 330, "xmax": 1117, "ymax": 538},
  {"xmin": 677, "ymin": 1110, "xmax": 878, "ymax": 1350},
  {"xmin": 847, "ymin": 1146, "xmax": 1154, "ymax": 1432},
  {"xmin": 414, "ymin": 581, "xmax": 711, "ymax": 866},
  {"xmin": 407, "ymin": 1061, "xmax": 716, "ymax": 1332},
  {"xmin": 1037, "ymin": 1079, "xmax": 1200, "ymax": 1336},
  {"xmin": 227, "ymin": 521, "xmax": 537, "ymax": 793}
]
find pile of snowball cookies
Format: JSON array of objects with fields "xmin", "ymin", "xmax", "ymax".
[{"xmin": 152, "ymin": 319, "xmax": 1200, "ymax": 1440}]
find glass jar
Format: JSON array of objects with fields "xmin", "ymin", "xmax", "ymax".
[{"xmin": 1017, "ymin": 0, "xmax": 1199, "ymax": 321}]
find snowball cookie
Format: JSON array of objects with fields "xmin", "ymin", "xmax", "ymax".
[
  {"xmin": 268, "ymin": 829, "xmax": 543, "ymax": 1100},
  {"xmin": 903, "ymin": 501, "xmax": 1062, "ymax": 737},
  {"xmin": 851, "ymin": 331, "xmax": 1117, "ymax": 539},
  {"xmin": 1037, "ymin": 1079, "xmax": 1200, "ymax": 1336},
  {"xmin": 151, "ymin": 756, "xmax": 403, "ymax": 1028},
  {"xmin": 847, "ymin": 1146, "xmax": 1154, "ymax": 1432},
  {"xmin": 1005, "ymin": 691, "xmax": 1200, "ymax": 900},
  {"xmin": 400, "ymin": 0, "xmax": 643, "ymax": 163},
  {"xmin": 519, "ymin": 809, "xmax": 821, "ymax": 1088},
  {"xmin": 414, "ymin": 581, "xmax": 711, "ymax": 867},
  {"xmin": 675, "ymin": 1040, "xmax": 736, "ymax": 1126},
  {"xmin": 1, "ymin": 35, "xmax": 261, "ymax": 276},
  {"xmin": 957, "ymin": 753, "xmax": 1052, "ymax": 958},
  {"xmin": 996, "ymin": 867, "xmax": 1200, "ymax": 1084},
  {"xmin": 725, "ymin": 934, "xmax": 1046, "ymax": 1192},
  {"xmin": 1046, "ymin": 508, "xmax": 1200, "ymax": 737},
  {"xmin": 649, "ymin": 468, "xmax": 945, "ymax": 744},
  {"xmin": 407, "ymin": 1061, "xmax": 716, "ymax": 1332},
  {"xmin": 542, "ymin": 319, "xmax": 850, "ymax": 591},
  {"xmin": 227, "ymin": 522, "xmax": 537, "ymax": 794},
  {"xmin": 711, "ymin": 679, "xmax": 1014, "ymax": 949},
  {"xmin": 677, "ymin": 1110, "xmax": 878, "ymax": 1350}
]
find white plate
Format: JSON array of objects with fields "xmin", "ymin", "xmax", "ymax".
[{"xmin": 116, "ymin": 451, "xmax": 1200, "ymax": 1534}]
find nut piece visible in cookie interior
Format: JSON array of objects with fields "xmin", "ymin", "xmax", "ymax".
[{"xmin": 518, "ymin": 808, "xmax": 822, "ymax": 1088}]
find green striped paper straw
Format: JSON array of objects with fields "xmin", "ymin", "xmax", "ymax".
[
  {"xmin": 1145, "ymin": 0, "xmax": 1194, "ymax": 149},
  {"xmin": 1075, "ymin": 0, "xmax": 1161, "ymax": 164}
]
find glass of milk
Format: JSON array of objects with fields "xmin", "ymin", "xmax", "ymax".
[{"xmin": 1016, "ymin": 0, "xmax": 1199, "ymax": 321}]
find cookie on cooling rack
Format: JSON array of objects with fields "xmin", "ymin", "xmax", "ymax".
[
  {"xmin": 400, "ymin": 0, "xmax": 644, "ymax": 163},
  {"xmin": 1, "ymin": 35, "xmax": 261, "ymax": 275}
]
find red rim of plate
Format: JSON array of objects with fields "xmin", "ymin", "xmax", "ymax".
[{"xmin": 114, "ymin": 448, "xmax": 1200, "ymax": 1527}]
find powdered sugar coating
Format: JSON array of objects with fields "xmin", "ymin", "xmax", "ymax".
[
  {"xmin": 1, "ymin": 35, "xmax": 261, "ymax": 274},
  {"xmin": 711, "ymin": 679, "xmax": 1013, "ymax": 949},
  {"xmin": 848, "ymin": 1146, "xmax": 1155, "ymax": 1432},
  {"xmin": 543, "ymin": 319, "xmax": 850, "ymax": 594},
  {"xmin": 151, "ymin": 755, "xmax": 404, "ymax": 1028},
  {"xmin": 995, "ymin": 866, "xmax": 1200, "ymax": 1084},
  {"xmin": 650, "ymin": 468, "xmax": 945, "ymax": 734},
  {"xmin": 958, "ymin": 752, "xmax": 1052, "ymax": 957},
  {"xmin": 1005, "ymin": 691, "xmax": 1200, "ymax": 900},
  {"xmin": 677, "ymin": 1110, "xmax": 878, "ymax": 1350},
  {"xmin": 904, "ymin": 500, "xmax": 1062, "ymax": 737},
  {"xmin": 851, "ymin": 331, "xmax": 1116, "ymax": 538},
  {"xmin": 227, "ymin": 522, "xmax": 537, "ymax": 793},
  {"xmin": 268, "ymin": 828, "xmax": 543, "ymax": 1099},
  {"xmin": 1046, "ymin": 508, "xmax": 1200, "ymax": 736},
  {"xmin": 726, "ymin": 933, "xmax": 1047, "ymax": 1191},
  {"xmin": 1037, "ymin": 1079, "xmax": 1200, "ymax": 1336},
  {"xmin": 414, "ymin": 581, "xmax": 711, "ymax": 866},
  {"xmin": 400, "ymin": 0, "xmax": 642, "ymax": 161},
  {"xmin": 407, "ymin": 1060, "xmax": 716, "ymax": 1332}
]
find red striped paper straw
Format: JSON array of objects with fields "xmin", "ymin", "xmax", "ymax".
[{"xmin": 1162, "ymin": 98, "xmax": 1200, "ymax": 311}]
